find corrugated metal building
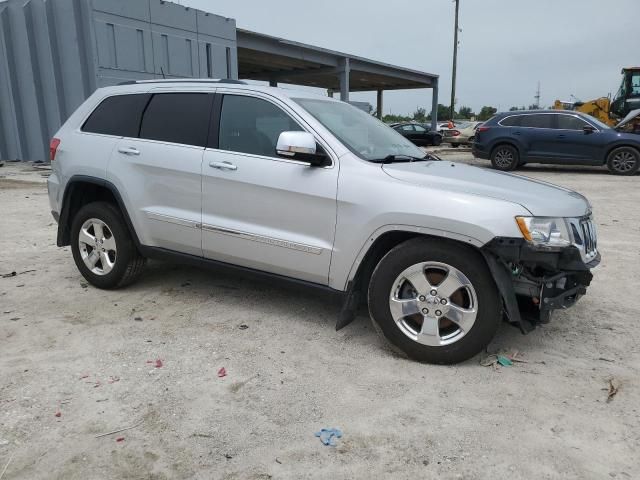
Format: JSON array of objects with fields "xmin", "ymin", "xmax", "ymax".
[
  {"xmin": 0, "ymin": 0, "xmax": 438, "ymax": 162},
  {"xmin": 0, "ymin": 0, "xmax": 237, "ymax": 162}
]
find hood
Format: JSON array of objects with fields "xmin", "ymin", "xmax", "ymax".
[
  {"xmin": 382, "ymin": 161, "xmax": 591, "ymax": 217},
  {"xmin": 615, "ymin": 108, "xmax": 640, "ymax": 129}
]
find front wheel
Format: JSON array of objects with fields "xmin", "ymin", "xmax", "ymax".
[
  {"xmin": 368, "ymin": 238, "xmax": 501, "ymax": 364},
  {"xmin": 606, "ymin": 146, "xmax": 639, "ymax": 175},
  {"xmin": 491, "ymin": 144, "xmax": 519, "ymax": 171},
  {"xmin": 70, "ymin": 201, "xmax": 146, "ymax": 289}
]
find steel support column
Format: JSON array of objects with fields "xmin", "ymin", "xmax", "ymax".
[
  {"xmin": 376, "ymin": 89, "xmax": 383, "ymax": 119},
  {"xmin": 339, "ymin": 57, "xmax": 350, "ymax": 101},
  {"xmin": 431, "ymin": 79, "xmax": 439, "ymax": 131}
]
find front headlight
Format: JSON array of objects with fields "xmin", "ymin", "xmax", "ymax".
[{"xmin": 516, "ymin": 217, "xmax": 571, "ymax": 249}]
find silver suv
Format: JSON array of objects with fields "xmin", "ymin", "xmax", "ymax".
[{"xmin": 47, "ymin": 79, "xmax": 599, "ymax": 364}]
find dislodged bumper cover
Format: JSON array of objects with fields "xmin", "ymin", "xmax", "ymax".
[{"xmin": 482, "ymin": 237, "xmax": 600, "ymax": 332}]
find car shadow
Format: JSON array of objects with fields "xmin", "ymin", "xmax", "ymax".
[{"xmin": 129, "ymin": 259, "xmax": 537, "ymax": 364}]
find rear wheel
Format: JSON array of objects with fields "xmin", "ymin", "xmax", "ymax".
[
  {"xmin": 368, "ymin": 238, "xmax": 501, "ymax": 364},
  {"xmin": 491, "ymin": 144, "xmax": 519, "ymax": 171},
  {"xmin": 70, "ymin": 201, "xmax": 145, "ymax": 289},
  {"xmin": 606, "ymin": 146, "xmax": 639, "ymax": 175},
  {"xmin": 451, "ymin": 143, "xmax": 460, "ymax": 148}
]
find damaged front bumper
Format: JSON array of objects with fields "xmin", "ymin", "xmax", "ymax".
[{"xmin": 482, "ymin": 237, "xmax": 600, "ymax": 332}]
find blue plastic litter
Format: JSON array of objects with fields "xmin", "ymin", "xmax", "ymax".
[{"xmin": 314, "ymin": 428, "xmax": 343, "ymax": 446}]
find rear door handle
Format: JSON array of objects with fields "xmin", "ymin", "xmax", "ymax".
[
  {"xmin": 557, "ymin": 134, "xmax": 567, "ymax": 139},
  {"xmin": 118, "ymin": 146, "xmax": 140, "ymax": 156},
  {"xmin": 512, "ymin": 131, "xmax": 522, "ymax": 136},
  {"xmin": 209, "ymin": 161, "xmax": 237, "ymax": 171}
]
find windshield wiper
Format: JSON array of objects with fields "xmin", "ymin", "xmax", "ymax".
[{"xmin": 370, "ymin": 153, "xmax": 441, "ymax": 164}]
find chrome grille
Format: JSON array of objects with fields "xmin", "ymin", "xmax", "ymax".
[
  {"xmin": 580, "ymin": 218, "xmax": 597, "ymax": 256},
  {"xmin": 570, "ymin": 216, "xmax": 598, "ymax": 262}
]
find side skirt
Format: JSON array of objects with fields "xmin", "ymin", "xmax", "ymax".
[{"xmin": 138, "ymin": 245, "xmax": 346, "ymax": 302}]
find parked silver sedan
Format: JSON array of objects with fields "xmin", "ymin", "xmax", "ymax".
[{"xmin": 443, "ymin": 121, "xmax": 483, "ymax": 147}]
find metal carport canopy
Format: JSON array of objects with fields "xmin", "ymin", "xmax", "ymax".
[{"xmin": 236, "ymin": 29, "xmax": 439, "ymax": 126}]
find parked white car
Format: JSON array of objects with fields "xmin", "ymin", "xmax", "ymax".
[
  {"xmin": 47, "ymin": 79, "xmax": 599, "ymax": 364},
  {"xmin": 442, "ymin": 121, "xmax": 483, "ymax": 147}
]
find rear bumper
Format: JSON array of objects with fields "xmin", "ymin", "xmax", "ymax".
[
  {"xmin": 472, "ymin": 143, "xmax": 489, "ymax": 159},
  {"xmin": 482, "ymin": 237, "xmax": 600, "ymax": 332},
  {"xmin": 446, "ymin": 136, "xmax": 470, "ymax": 145},
  {"xmin": 47, "ymin": 173, "xmax": 60, "ymax": 220}
]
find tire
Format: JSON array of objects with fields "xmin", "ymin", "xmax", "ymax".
[
  {"xmin": 468, "ymin": 136, "xmax": 475, "ymax": 143},
  {"xmin": 70, "ymin": 201, "xmax": 146, "ymax": 289},
  {"xmin": 368, "ymin": 237, "xmax": 501, "ymax": 364},
  {"xmin": 432, "ymin": 137, "xmax": 442, "ymax": 147},
  {"xmin": 606, "ymin": 146, "xmax": 639, "ymax": 175},
  {"xmin": 451, "ymin": 143, "xmax": 460, "ymax": 148},
  {"xmin": 490, "ymin": 144, "xmax": 519, "ymax": 171}
]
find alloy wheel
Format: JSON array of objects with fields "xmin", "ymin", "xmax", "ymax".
[
  {"xmin": 611, "ymin": 150, "xmax": 637, "ymax": 173},
  {"xmin": 494, "ymin": 148, "xmax": 514, "ymax": 168},
  {"xmin": 78, "ymin": 218, "xmax": 117, "ymax": 275},
  {"xmin": 388, "ymin": 261, "xmax": 478, "ymax": 347}
]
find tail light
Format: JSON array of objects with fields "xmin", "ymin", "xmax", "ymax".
[
  {"xmin": 50, "ymin": 138, "xmax": 60, "ymax": 161},
  {"xmin": 477, "ymin": 126, "xmax": 490, "ymax": 133},
  {"xmin": 451, "ymin": 130, "xmax": 461, "ymax": 137}
]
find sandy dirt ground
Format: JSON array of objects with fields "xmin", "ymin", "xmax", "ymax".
[{"xmin": 0, "ymin": 156, "xmax": 639, "ymax": 479}]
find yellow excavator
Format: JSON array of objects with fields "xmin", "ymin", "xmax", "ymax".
[{"xmin": 553, "ymin": 67, "xmax": 640, "ymax": 131}]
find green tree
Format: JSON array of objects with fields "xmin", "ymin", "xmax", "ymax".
[
  {"xmin": 509, "ymin": 106, "xmax": 519, "ymax": 111},
  {"xmin": 382, "ymin": 113, "xmax": 411, "ymax": 124},
  {"xmin": 429, "ymin": 104, "xmax": 451, "ymax": 121},
  {"xmin": 412, "ymin": 107, "xmax": 427, "ymax": 122},
  {"xmin": 477, "ymin": 106, "xmax": 498, "ymax": 121},
  {"xmin": 458, "ymin": 106, "xmax": 474, "ymax": 119}
]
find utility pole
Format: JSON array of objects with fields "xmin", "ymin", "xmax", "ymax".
[
  {"xmin": 449, "ymin": 0, "xmax": 460, "ymax": 121},
  {"xmin": 534, "ymin": 81, "xmax": 541, "ymax": 109}
]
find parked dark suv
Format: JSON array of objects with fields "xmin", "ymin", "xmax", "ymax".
[{"xmin": 473, "ymin": 110, "xmax": 640, "ymax": 175}]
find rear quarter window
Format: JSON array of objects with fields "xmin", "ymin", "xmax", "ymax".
[
  {"xmin": 82, "ymin": 94, "xmax": 151, "ymax": 137},
  {"xmin": 499, "ymin": 115, "xmax": 522, "ymax": 127}
]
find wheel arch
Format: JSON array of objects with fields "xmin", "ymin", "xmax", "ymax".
[
  {"xmin": 604, "ymin": 143, "xmax": 640, "ymax": 164},
  {"xmin": 335, "ymin": 227, "xmax": 486, "ymax": 330},
  {"xmin": 57, "ymin": 175, "xmax": 140, "ymax": 248},
  {"xmin": 490, "ymin": 140, "xmax": 522, "ymax": 159}
]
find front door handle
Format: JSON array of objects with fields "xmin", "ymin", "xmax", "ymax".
[
  {"xmin": 512, "ymin": 131, "xmax": 522, "ymax": 136},
  {"xmin": 209, "ymin": 161, "xmax": 237, "ymax": 171},
  {"xmin": 557, "ymin": 134, "xmax": 567, "ymax": 139},
  {"xmin": 118, "ymin": 146, "xmax": 140, "ymax": 156}
]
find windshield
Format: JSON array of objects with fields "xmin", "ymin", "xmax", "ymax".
[{"xmin": 292, "ymin": 98, "xmax": 425, "ymax": 161}]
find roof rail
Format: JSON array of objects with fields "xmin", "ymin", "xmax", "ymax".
[{"xmin": 117, "ymin": 78, "xmax": 247, "ymax": 86}]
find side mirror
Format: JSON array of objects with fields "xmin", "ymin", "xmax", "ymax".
[
  {"xmin": 583, "ymin": 125, "xmax": 596, "ymax": 135},
  {"xmin": 276, "ymin": 131, "xmax": 329, "ymax": 167}
]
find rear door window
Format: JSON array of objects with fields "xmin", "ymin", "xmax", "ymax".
[
  {"xmin": 519, "ymin": 114, "xmax": 555, "ymax": 129},
  {"xmin": 139, "ymin": 93, "xmax": 214, "ymax": 147},
  {"xmin": 218, "ymin": 95, "xmax": 303, "ymax": 157},
  {"xmin": 82, "ymin": 94, "xmax": 151, "ymax": 137}
]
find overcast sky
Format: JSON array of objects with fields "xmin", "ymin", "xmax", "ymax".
[{"xmin": 181, "ymin": 0, "xmax": 639, "ymax": 116}]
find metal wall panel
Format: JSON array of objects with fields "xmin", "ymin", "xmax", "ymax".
[{"xmin": 0, "ymin": 0, "xmax": 238, "ymax": 161}]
